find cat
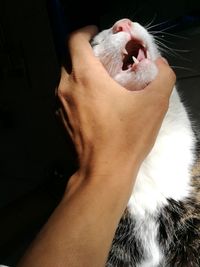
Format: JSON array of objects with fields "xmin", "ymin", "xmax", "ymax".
[{"xmin": 91, "ymin": 18, "xmax": 200, "ymax": 267}]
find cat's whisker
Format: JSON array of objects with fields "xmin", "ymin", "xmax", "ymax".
[
  {"xmin": 145, "ymin": 19, "xmax": 173, "ymax": 31},
  {"xmin": 171, "ymin": 48, "xmax": 191, "ymax": 53},
  {"xmin": 155, "ymin": 40, "xmax": 191, "ymax": 61},
  {"xmin": 157, "ymin": 46, "xmax": 184, "ymax": 60},
  {"xmin": 151, "ymin": 23, "xmax": 179, "ymax": 33},
  {"xmin": 153, "ymin": 35, "xmax": 185, "ymax": 47},
  {"xmin": 155, "ymin": 39, "xmax": 190, "ymax": 54},
  {"xmin": 154, "ymin": 36, "xmax": 175, "ymax": 45},
  {"xmin": 170, "ymin": 65, "xmax": 196, "ymax": 73},
  {"xmin": 150, "ymin": 30, "xmax": 189, "ymax": 40},
  {"xmin": 154, "ymin": 37, "xmax": 190, "ymax": 53},
  {"xmin": 143, "ymin": 14, "xmax": 157, "ymax": 29},
  {"xmin": 155, "ymin": 40, "xmax": 179, "ymax": 55},
  {"xmin": 128, "ymin": 4, "xmax": 148, "ymax": 21}
]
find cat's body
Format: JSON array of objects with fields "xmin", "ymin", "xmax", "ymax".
[{"xmin": 91, "ymin": 19, "xmax": 200, "ymax": 266}]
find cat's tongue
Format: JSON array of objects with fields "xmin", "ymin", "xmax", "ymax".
[{"xmin": 137, "ymin": 48, "xmax": 146, "ymax": 61}]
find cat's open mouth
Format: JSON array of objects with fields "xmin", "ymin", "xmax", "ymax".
[{"xmin": 122, "ymin": 39, "xmax": 149, "ymax": 71}]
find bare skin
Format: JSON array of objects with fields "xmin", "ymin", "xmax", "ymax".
[{"xmin": 17, "ymin": 26, "xmax": 176, "ymax": 267}]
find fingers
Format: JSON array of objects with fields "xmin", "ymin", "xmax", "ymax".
[
  {"xmin": 68, "ymin": 25, "xmax": 100, "ymax": 68},
  {"xmin": 146, "ymin": 57, "xmax": 176, "ymax": 98}
]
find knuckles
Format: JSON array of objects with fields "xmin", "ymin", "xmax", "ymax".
[
  {"xmin": 57, "ymin": 82, "xmax": 67, "ymax": 98},
  {"xmin": 56, "ymin": 66, "xmax": 94, "ymax": 100}
]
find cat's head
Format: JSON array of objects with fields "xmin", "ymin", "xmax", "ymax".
[{"xmin": 91, "ymin": 18, "xmax": 160, "ymax": 91}]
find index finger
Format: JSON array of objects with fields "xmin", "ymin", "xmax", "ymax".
[{"xmin": 68, "ymin": 25, "xmax": 100, "ymax": 67}]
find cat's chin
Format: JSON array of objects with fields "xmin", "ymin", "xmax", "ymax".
[{"xmin": 114, "ymin": 59, "xmax": 158, "ymax": 91}]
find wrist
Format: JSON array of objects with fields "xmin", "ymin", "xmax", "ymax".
[
  {"xmin": 64, "ymin": 150, "xmax": 140, "ymax": 207},
  {"xmin": 79, "ymin": 142, "xmax": 141, "ymax": 176}
]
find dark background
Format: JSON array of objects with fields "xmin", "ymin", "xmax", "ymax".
[{"xmin": 0, "ymin": 0, "xmax": 200, "ymax": 265}]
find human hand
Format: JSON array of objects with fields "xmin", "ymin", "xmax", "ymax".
[
  {"xmin": 16, "ymin": 26, "xmax": 176, "ymax": 267},
  {"xmin": 57, "ymin": 26, "xmax": 176, "ymax": 182}
]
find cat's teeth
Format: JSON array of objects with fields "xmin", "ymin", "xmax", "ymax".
[
  {"xmin": 122, "ymin": 48, "xmax": 128, "ymax": 55},
  {"xmin": 132, "ymin": 56, "xmax": 139, "ymax": 64}
]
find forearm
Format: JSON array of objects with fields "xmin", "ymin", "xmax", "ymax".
[{"xmin": 17, "ymin": 159, "xmax": 139, "ymax": 267}]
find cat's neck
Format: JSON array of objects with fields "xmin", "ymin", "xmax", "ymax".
[{"xmin": 128, "ymin": 88, "xmax": 195, "ymax": 216}]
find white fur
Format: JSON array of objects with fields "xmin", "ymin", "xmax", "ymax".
[
  {"xmin": 92, "ymin": 19, "xmax": 195, "ymax": 266},
  {"xmin": 134, "ymin": 215, "xmax": 163, "ymax": 267}
]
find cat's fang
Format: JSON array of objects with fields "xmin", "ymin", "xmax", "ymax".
[
  {"xmin": 122, "ymin": 48, "xmax": 128, "ymax": 55},
  {"xmin": 132, "ymin": 56, "xmax": 139, "ymax": 64}
]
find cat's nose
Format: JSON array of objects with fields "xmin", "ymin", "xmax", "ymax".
[{"xmin": 112, "ymin": 19, "xmax": 132, "ymax": 33}]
